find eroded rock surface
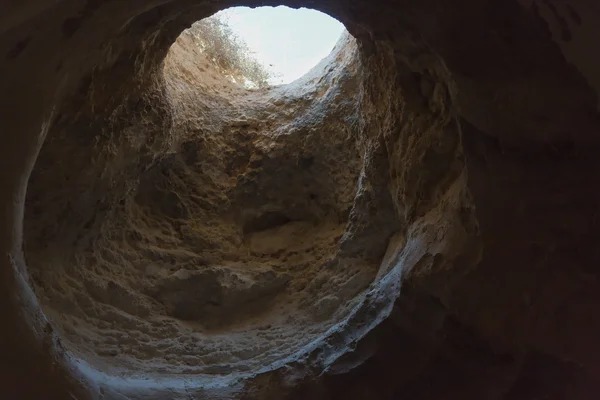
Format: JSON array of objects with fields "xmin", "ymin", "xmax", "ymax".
[
  {"xmin": 1, "ymin": 0, "xmax": 600, "ymax": 399},
  {"xmin": 21, "ymin": 27, "xmax": 478, "ymax": 397},
  {"xmin": 26, "ymin": 33, "xmax": 393, "ymax": 375}
]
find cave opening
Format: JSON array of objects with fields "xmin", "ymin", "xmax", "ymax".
[
  {"xmin": 22, "ymin": 2, "xmax": 403, "ymax": 388},
  {"xmin": 11, "ymin": 0, "xmax": 481, "ymax": 398},
  {"xmin": 3, "ymin": 0, "xmax": 600, "ymax": 399},
  {"xmin": 174, "ymin": 6, "xmax": 347, "ymax": 87}
]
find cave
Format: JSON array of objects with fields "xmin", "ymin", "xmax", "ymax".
[{"xmin": 1, "ymin": 0, "xmax": 600, "ymax": 399}]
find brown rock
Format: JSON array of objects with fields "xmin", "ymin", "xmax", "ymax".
[{"xmin": 1, "ymin": 0, "xmax": 599, "ymax": 399}]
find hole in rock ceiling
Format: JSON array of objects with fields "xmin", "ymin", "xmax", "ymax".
[
  {"xmin": 176, "ymin": 6, "xmax": 346, "ymax": 87},
  {"xmin": 24, "ymin": 1, "xmax": 397, "ymax": 383}
]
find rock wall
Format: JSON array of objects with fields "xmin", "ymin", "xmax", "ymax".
[{"xmin": 1, "ymin": 0, "xmax": 599, "ymax": 399}]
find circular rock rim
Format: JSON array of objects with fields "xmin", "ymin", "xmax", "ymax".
[
  {"xmin": 7, "ymin": 0, "xmax": 481, "ymax": 398},
  {"xmin": 21, "ymin": 12, "xmax": 404, "ymax": 398}
]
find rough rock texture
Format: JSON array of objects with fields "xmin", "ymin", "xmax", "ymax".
[
  {"xmin": 1, "ymin": 0, "xmax": 600, "ymax": 399},
  {"xmin": 26, "ymin": 33, "xmax": 400, "ymax": 378}
]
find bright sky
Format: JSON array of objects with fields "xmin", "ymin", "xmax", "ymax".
[{"xmin": 215, "ymin": 6, "xmax": 345, "ymax": 85}]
